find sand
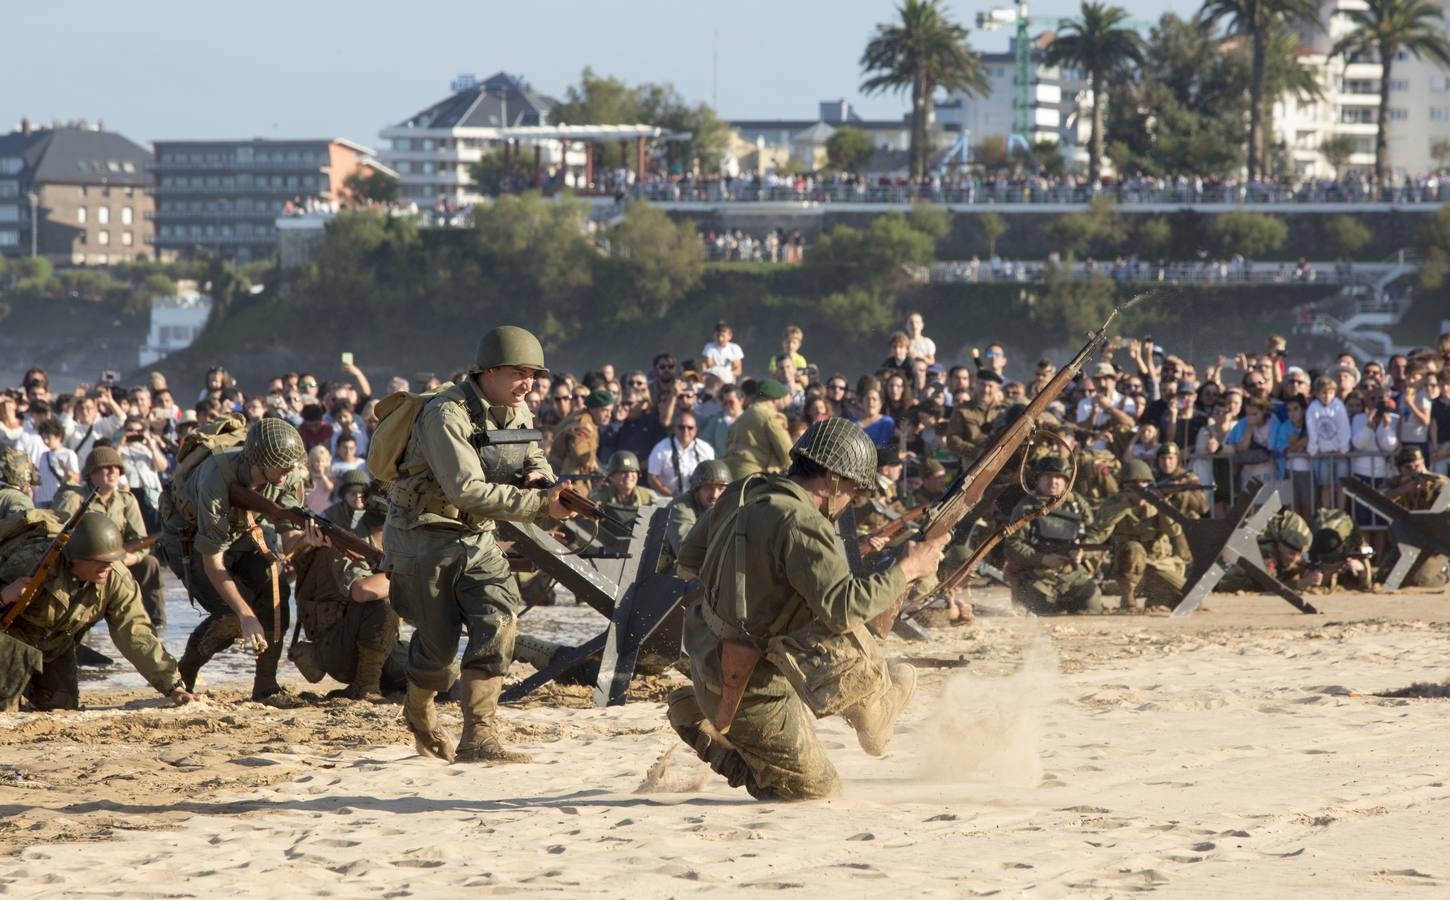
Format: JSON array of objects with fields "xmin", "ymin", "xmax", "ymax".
[{"xmin": 2, "ymin": 588, "xmax": 1449, "ymax": 898}]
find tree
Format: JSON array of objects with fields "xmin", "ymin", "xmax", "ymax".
[
  {"xmin": 978, "ymin": 211, "xmax": 1007, "ymax": 258},
  {"xmin": 1045, "ymin": 197, "xmax": 1129, "ymax": 256},
  {"xmin": 1417, "ymin": 202, "xmax": 1450, "ymax": 288},
  {"xmin": 553, "ymin": 68, "xmax": 732, "ymax": 176},
  {"xmin": 1333, "ymin": 0, "xmax": 1450, "ymax": 189},
  {"xmin": 1206, "ymin": 210, "xmax": 1287, "ymax": 257},
  {"xmin": 805, "ymin": 211, "xmax": 939, "ymax": 294},
  {"xmin": 1043, "ymin": 2, "xmax": 1146, "ymax": 182},
  {"xmin": 972, "ymin": 136, "xmax": 1009, "ymax": 171},
  {"xmin": 826, "ymin": 126, "xmax": 875, "ymax": 172},
  {"xmin": 860, "ymin": 0, "xmax": 989, "ymax": 180},
  {"xmin": 1319, "ymin": 133, "xmax": 1358, "ymax": 178},
  {"xmin": 599, "ymin": 202, "xmax": 704, "ymax": 321},
  {"xmin": 1200, "ymin": 0, "xmax": 1322, "ymax": 180},
  {"xmin": 1323, "ymin": 215, "xmax": 1371, "ymax": 260},
  {"xmin": 344, "ymin": 168, "xmax": 400, "ymax": 205},
  {"xmin": 1138, "ymin": 216, "xmax": 1173, "ymax": 259},
  {"xmin": 470, "ymin": 148, "xmax": 535, "ymax": 196},
  {"xmin": 1432, "ymin": 138, "xmax": 1450, "ymax": 172},
  {"xmin": 1030, "ymin": 139, "xmax": 1067, "ymax": 177},
  {"xmin": 907, "ymin": 203, "xmax": 952, "ymax": 241},
  {"xmin": 1027, "ymin": 258, "xmax": 1118, "ymax": 337}
]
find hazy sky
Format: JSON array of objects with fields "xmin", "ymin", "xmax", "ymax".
[{"xmin": 5, "ymin": 0, "xmax": 1179, "ymax": 149}]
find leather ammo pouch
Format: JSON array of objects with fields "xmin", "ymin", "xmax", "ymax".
[
  {"xmin": 708, "ymin": 475, "xmax": 764, "ymax": 735},
  {"xmin": 714, "ymin": 639, "xmax": 761, "ymax": 735},
  {"xmin": 766, "ymin": 621, "xmax": 886, "ymax": 719}
]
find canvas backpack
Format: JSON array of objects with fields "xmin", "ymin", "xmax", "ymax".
[
  {"xmin": 366, "ymin": 383, "xmax": 454, "ymax": 484},
  {"xmin": 159, "ymin": 412, "xmax": 249, "ymax": 527}
]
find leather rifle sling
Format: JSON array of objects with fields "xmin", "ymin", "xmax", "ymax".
[{"xmin": 243, "ymin": 511, "xmax": 282, "ymax": 642}]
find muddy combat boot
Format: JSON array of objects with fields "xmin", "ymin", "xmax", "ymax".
[
  {"xmin": 251, "ymin": 639, "xmax": 305, "ymax": 708},
  {"xmin": 336, "ymin": 644, "xmax": 389, "ymax": 702},
  {"xmin": 842, "ymin": 661, "xmax": 917, "ymax": 758},
  {"xmin": 1119, "ymin": 582, "xmax": 1145, "ymax": 615},
  {"xmin": 666, "ymin": 686, "xmax": 754, "ymax": 790},
  {"xmin": 404, "ymin": 681, "xmax": 456, "ymax": 762},
  {"xmin": 454, "ymin": 671, "xmax": 532, "ymax": 764},
  {"xmin": 178, "ymin": 616, "xmax": 242, "ymax": 692}
]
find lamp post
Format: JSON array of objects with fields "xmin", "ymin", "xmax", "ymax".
[{"xmin": 27, "ymin": 190, "xmax": 38, "ymax": 257}]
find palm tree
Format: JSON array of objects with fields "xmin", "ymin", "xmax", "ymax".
[
  {"xmin": 861, "ymin": 0, "xmax": 989, "ymax": 180},
  {"xmin": 1200, "ymin": 0, "xmax": 1322, "ymax": 181},
  {"xmin": 1333, "ymin": 0, "xmax": 1450, "ymax": 188},
  {"xmin": 1043, "ymin": 2, "xmax": 1145, "ymax": 182}
]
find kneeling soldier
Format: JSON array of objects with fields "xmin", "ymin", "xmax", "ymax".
[
  {"xmin": 0, "ymin": 512, "xmax": 195, "ymax": 711},
  {"xmin": 1097, "ymin": 459, "xmax": 1190, "ymax": 612},
  {"xmin": 1004, "ymin": 455, "xmax": 1103, "ymax": 615},
  {"xmin": 669, "ymin": 417, "xmax": 946, "ymax": 801},
  {"xmin": 53, "ymin": 447, "xmax": 167, "ymax": 631},
  {"xmin": 658, "ymin": 459, "xmax": 731, "ymax": 573},
  {"xmin": 0, "ymin": 449, "xmax": 37, "ymax": 519}
]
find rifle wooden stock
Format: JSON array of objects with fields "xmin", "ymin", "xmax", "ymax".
[
  {"xmin": 868, "ymin": 298, "xmax": 1140, "ymax": 635},
  {"xmin": 227, "ymin": 483, "xmax": 383, "ymax": 569},
  {"xmin": 123, "ymin": 534, "xmax": 160, "ymax": 554},
  {"xmin": 1, "ymin": 488, "xmax": 96, "ymax": 631},
  {"xmin": 857, "ymin": 503, "xmax": 929, "ymax": 556},
  {"xmin": 539, "ymin": 479, "xmax": 627, "ymax": 527}
]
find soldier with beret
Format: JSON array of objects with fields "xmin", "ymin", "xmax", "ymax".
[{"xmin": 724, "ymin": 378, "xmax": 793, "ymax": 479}]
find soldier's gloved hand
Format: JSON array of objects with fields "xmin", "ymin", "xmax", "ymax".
[
  {"xmin": 899, "ymin": 531, "xmax": 948, "ymax": 583},
  {"xmin": 240, "ymin": 614, "xmax": 269, "ymax": 654},
  {"xmin": 545, "ymin": 482, "xmax": 577, "ymax": 520}
]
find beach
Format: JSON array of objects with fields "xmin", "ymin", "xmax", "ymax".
[{"xmin": 3, "ymin": 588, "xmax": 1448, "ymax": 898}]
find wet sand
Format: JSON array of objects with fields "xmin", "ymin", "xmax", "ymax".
[{"xmin": 3, "ymin": 588, "xmax": 1449, "ymax": 897}]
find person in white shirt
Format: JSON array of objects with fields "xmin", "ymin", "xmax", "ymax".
[
  {"xmin": 65, "ymin": 394, "xmax": 121, "ymax": 461},
  {"xmin": 646, "ymin": 411, "xmax": 715, "ymax": 496},
  {"xmin": 1305, "ymin": 376, "xmax": 1351, "ymax": 507},
  {"xmin": 33, "ymin": 419, "xmax": 79, "ymax": 508},
  {"xmin": 905, "ymin": 312, "xmax": 936, "ymax": 364},
  {"xmin": 0, "ymin": 394, "xmax": 46, "ymax": 465},
  {"xmin": 1075, "ymin": 362, "xmax": 1138, "ymax": 428},
  {"xmin": 701, "ymin": 320, "xmax": 744, "ymax": 385}
]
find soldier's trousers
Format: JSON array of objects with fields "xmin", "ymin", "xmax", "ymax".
[
  {"xmin": 25, "ymin": 644, "xmax": 80, "ymax": 711},
  {"xmin": 317, "ymin": 601, "xmax": 406, "ymax": 692},
  {"xmin": 173, "ymin": 546, "xmax": 290, "ymax": 687},
  {"xmin": 1112, "ymin": 542, "xmax": 1187, "ymax": 607},
  {"xmin": 1013, "ymin": 572, "xmax": 1103, "ymax": 615},
  {"xmin": 385, "ymin": 525, "xmax": 521, "ymax": 692},
  {"xmin": 129, "ymin": 555, "xmax": 166, "ymax": 635}
]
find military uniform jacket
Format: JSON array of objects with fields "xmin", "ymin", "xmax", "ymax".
[
  {"xmin": 1004, "ymin": 491, "xmax": 1098, "ymax": 584},
  {"xmin": 589, "ymin": 484, "xmax": 658, "ymax": 509},
  {"xmin": 0, "ymin": 487, "xmax": 32, "ymax": 521},
  {"xmin": 387, "ymin": 377, "xmax": 554, "ymax": 533},
  {"xmin": 723, "ymin": 402, "xmax": 792, "ymax": 479},
  {"xmin": 295, "ymin": 501, "xmax": 375, "ymax": 642},
  {"xmin": 943, "ymin": 400, "xmax": 1004, "ymax": 459},
  {"xmin": 164, "ymin": 448, "xmax": 306, "ymax": 556},
  {"xmin": 1390, "ymin": 472, "xmax": 1449, "ymax": 511},
  {"xmin": 548, "ymin": 410, "xmax": 600, "ymax": 476},
  {"xmin": 659, "ymin": 492, "xmax": 706, "ymax": 572},
  {"xmin": 1158, "ymin": 469, "xmax": 1209, "ymax": 518},
  {"xmin": 1096, "ymin": 494, "xmax": 1189, "ymax": 574},
  {"xmin": 52, "ymin": 486, "xmax": 150, "ymax": 560},
  {"xmin": 0, "ymin": 558, "xmax": 179, "ymax": 694},
  {"xmin": 677, "ymin": 474, "xmax": 907, "ymax": 644}
]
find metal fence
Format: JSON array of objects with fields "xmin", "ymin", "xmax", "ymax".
[{"xmin": 1184, "ymin": 449, "xmax": 1403, "ymax": 530}]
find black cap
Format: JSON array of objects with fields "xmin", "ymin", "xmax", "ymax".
[
  {"xmin": 876, "ymin": 445, "xmax": 901, "ymax": 467},
  {"xmin": 976, "ymin": 369, "xmax": 1004, "ymax": 385}
]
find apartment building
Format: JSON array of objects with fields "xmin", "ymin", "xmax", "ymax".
[
  {"xmin": 0, "ymin": 119, "xmax": 153, "ymax": 265},
  {"xmin": 151, "ymin": 138, "xmax": 377, "ymax": 261}
]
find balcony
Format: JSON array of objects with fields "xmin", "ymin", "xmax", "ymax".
[
  {"xmin": 153, "ymin": 183, "xmax": 321, "ymax": 196},
  {"xmin": 152, "ymin": 207, "xmax": 284, "ymax": 220},
  {"xmin": 149, "ymin": 158, "xmax": 328, "ymax": 173}
]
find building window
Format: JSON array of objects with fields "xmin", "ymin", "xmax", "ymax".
[
  {"xmin": 121, "ymin": 206, "xmax": 133, "ymax": 225},
  {"xmin": 98, "ymin": 230, "xmax": 110, "ymax": 245},
  {"xmin": 77, "ymin": 206, "xmax": 87, "ymax": 224},
  {"xmin": 122, "ymin": 231, "xmax": 134, "ymax": 246},
  {"xmin": 98, "ymin": 206, "xmax": 110, "ymax": 225},
  {"xmin": 0, "ymin": 230, "xmax": 18, "ymax": 246},
  {"xmin": 1390, "ymin": 108, "xmax": 1409, "ymax": 121},
  {"xmin": 1390, "ymin": 79, "xmax": 1408, "ymax": 92},
  {"xmin": 0, "ymin": 180, "xmax": 16, "ymax": 198},
  {"xmin": 1432, "ymin": 108, "xmax": 1450, "ymax": 122},
  {"xmin": 0, "ymin": 158, "xmax": 21, "ymax": 175}
]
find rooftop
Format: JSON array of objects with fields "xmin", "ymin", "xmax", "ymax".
[{"xmin": 0, "ymin": 124, "xmax": 151, "ymax": 186}]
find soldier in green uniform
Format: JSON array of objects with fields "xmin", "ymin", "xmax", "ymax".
[
  {"xmin": 549, "ymin": 390, "xmax": 613, "ymax": 478},
  {"xmin": 0, "ymin": 512, "xmax": 196, "ymax": 711},
  {"xmin": 1382, "ymin": 446, "xmax": 1449, "ymax": 587},
  {"xmin": 384, "ymin": 325, "xmax": 575, "ymax": 764},
  {"xmin": 723, "ymin": 379, "xmax": 793, "ymax": 479},
  {"xmin": 589, "ymin": 451, "xmax": 659, "ymax": 509},
  {"xmin": 161, "ymin": 417, "xmax": 319, "ymax": 705},
  {"xmin": 290, "ymin": 470, "xmax": 404, "ymax": 700},
  {"xmin": 658, "ymin": 459, "xmax": 731, "ymax": 573},
  {"xmin": 942, "ymin": 370, "xmax": 1005, "ymax": 461},
  {"xmin": 1096, "ymin": 459, "xmax": 1190, "ymax": 612},
  {"xmin": 1004, "ymin": 455, "xmax": 1103, "ymax": 615},
  {"xmin": 1153, "ymin": 442, "xmax": 1209, "ymax": 519},
  {"xmin": 0, "ymin": 449, "xmax": 37, "ymax": 520},
  {"xmin": 1216, "ymin": 507, "xmax": 1313, "ymax": 591},
  {"xmin": 52, "ymin": 447, "xmax": 166, "ymax": 631},
  {"xmin": 1298, "ymin": 509, "xmax": 1372, "ymax": 592},
  {"xmin": 668, "ymin": 417, "xmax": 946, "ymax": 801}
]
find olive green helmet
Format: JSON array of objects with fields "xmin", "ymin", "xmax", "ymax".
[
  {"xmin": 1035, "ymin": 455, "xmax": 1070, "ymax": 477},
  {"xmin": 242, "ymin": 418, "xmax": 305, "ymax": 469},
  {"xmin": 0, "ymin": 448, "xmax": 37, "ymax": 489},
  {"xmin": 64, "ymin": 512, "xmax": 126, "ymax": 563},
  {"xmin": 690, "ymin": 459, "xmax": 732, "ymax": 490},
  {"xmin": 791, "ymin": 417, "xmax": 876, "ymax": 490},
  {"xmin": 607, "ymin": 450, "xmax": 641, "ymax": 475},
  {"xmin": 476, "ymin": 325, "xmax": 548, "ymax": 375},
  {"xmin": 1120, "ymin": 458, "xmax": 1154, "ymax": 484},
  {"xmin": 336, "ymin": 468, "xmax": 371, "ymax": 493}
]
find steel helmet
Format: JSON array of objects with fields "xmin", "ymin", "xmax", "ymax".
[
  {"xmin": 476, "ymin": 325, "xmax": 548, "ymax": 374},
  {"xmin": 82, "ymin": 446, "xmax": 126, "ymax": 479},
  {"xmin": 689, "ymin": 459, "xmax": 732, "ymax": 490},
  {"xmin": 1120, "ymin": 458, "xmax": 1154, "ymax": 484},
  {"xmin": 242, "ymin": 418, "xmax": 305, "ymax": 469},
  {"xmin": 607, "ymin": 451, "xmax": 641, "ymax": 475},
  {"xmin": 1035, "ymin": 455, "xmax": 1070, "ymax": 477},
  {"xmin": 64, "ymin": 512, "xmax": 126, "ymax": 563},
  {"xmin": 791, "ymin": 417, "xmax": 876, "ymax": 490},
  {"xmin": 0, "ymin": 448, "xmax": 37, "ymax": 489}
]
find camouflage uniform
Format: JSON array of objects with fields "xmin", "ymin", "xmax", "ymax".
[
  {"xmin": 1004, "ymin": 491, "xmax": 1103, "ymax": 615},
  {"xmin": 1216, "ymin": 508, "xmax": 1313, "ymax": 591},
  {"xmin": 53, "ymin": 477, "xmax": 166, "ymax": 632},
  {"xmin": 1096, "ymin": 486, "xmax": 1190, "ymax": 609},
  {"xmin": 0, "ymin": 449, "xmax": 36, "ymax": 520}
]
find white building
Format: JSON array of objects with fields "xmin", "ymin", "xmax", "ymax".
[
  {"xmin": 139, "ymin": 280, "xmax": 211, "ymax": 367},
  {"xmin": 944, "ymin": 35, "xmax": 1086, "ymax": 169}
]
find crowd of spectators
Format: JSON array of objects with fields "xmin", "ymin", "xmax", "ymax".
[
  {"xmin": 701, "ymin": 229, "xmax": 806, "ymax": 263},
  {"xmin": 5, "ymin": 320, "xmax": 1446, "ymax": 536}
]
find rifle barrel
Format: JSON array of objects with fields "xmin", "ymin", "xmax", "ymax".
[
  {"xmin": 2, "ymin": 488, "xmax": 97, "ymax": 630},
  {"xmin": 228, "ymin": 483, "xmax": 383, "ymax": 569}
]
